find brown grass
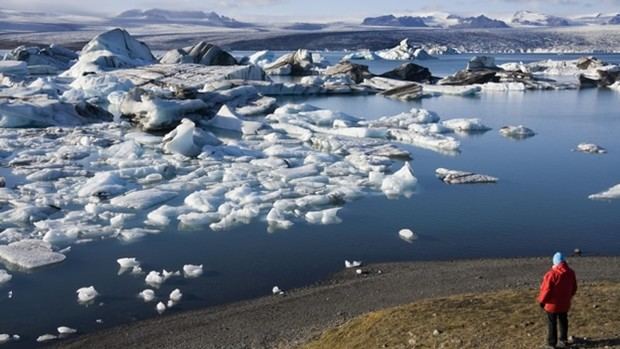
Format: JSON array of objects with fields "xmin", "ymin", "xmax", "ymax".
[{"xmin": 300, "ymin": 283, "xmax": 620, "ymax": 349}]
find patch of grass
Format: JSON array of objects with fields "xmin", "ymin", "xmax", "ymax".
[{"xmin": 301, "ymin": 283, "xmax": 620, "ymax": 349}]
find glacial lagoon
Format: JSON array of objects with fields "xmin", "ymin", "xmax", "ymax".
[{"xmin": 1, "ymin": 52, "xmax": 619, "ymax": 346}]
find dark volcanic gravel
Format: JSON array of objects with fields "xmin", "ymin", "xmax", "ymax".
[{"xmin": 55, "ymin": 256, "xmax": 620, "ymax": 349}]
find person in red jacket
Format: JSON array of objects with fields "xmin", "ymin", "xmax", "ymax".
[{"xmin": 537, "ymin": 252, "xmax": 578, "ymax": 348}]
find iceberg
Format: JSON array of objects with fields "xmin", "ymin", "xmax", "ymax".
[
  {"xmin": 183, "ymin": 264, "xmax": 203, "ymax": 278},
  {"xmin": 342, "ymin": 49, "xmax": 380, "ymax": 61},
  {"xmin": 139, "ymin": 289, "xmax": 156, "ymax": 302},
  {"xmin": 588, "ymin": 184, "xmax": 620, "ymax": 200},
  {"xmin": 63, "ymin": 28, "xmax": 156, "ymax": 78},
  {"xmin": 205, "ymin": 105, "xmax": 264, "ymax": 135},
  {"xmin": 499, "ymin": 125, "xmax": 536, "ymax": 139},
  {"xmin": 441, "ymin": 118, "xmax": 491, "ymax": 133},
  {"xmin": 110, "ymin": 189, "xmax": 177, "ymax": 210},
  {"xmin": 156, "ymin": 301, "xmax": 166, "ymax": 314},
  {"xmin": 381, "ymin": 162, "xmax": 417, "ymax": 198},
  {"xmin": 76, "ymin": 286, "xmax": 99, "ymax": 304},
  {"xmin": 57, "ymin": 326, "xmax": 77, "ymax": 335},
  {"xmin": 160, "ymin": 42, "xmax": 236, "ymax": 66},
  {"xmin": 436, "ymin": 168, "xmax": 498, "ymax": 184},
  {"xmin": 398, "ymin": 228, "xmax": 418, "ymax": 242},
  {"xmin": 305, "ymin": 207, "xmax": 342, "ymax": 225},
  {"xmin": 0, "ymin": 240, "xmax": 66, "ymax": 269},
  {"xmin": 78, "ymin": 172, "xmax": 128, "ymax": 199},
  {"xmin": 163, "ymin": 118, "xmax": 220, "ymax": 157},
  {"xmin": 574, "ymin": 143, "xmax": 606, "ymax": 154},
  {"xmin": 375, "ymin": 39, "xmax": 434, "ymax": 60}
]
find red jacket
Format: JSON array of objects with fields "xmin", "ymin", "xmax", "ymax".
[{"xmin": 537, "ymin": 262, "xmax": 577, "ymax": 313}]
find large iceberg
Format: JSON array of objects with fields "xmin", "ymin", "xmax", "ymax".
[
  {"xmin": 160, "ymin": 42, "xmax": 237, "ymax": 66},
  {"xmin": 63, "ymin": 28, "xmax": 156, "ymax": 78},
  {"xmin": 375, "ymin": 39, "xmax": 436, "ymax": 60}
]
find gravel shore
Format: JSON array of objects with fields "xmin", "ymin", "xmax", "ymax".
[{"xmin": 55, "ymin": 256, "xmax": 620, "ymax": 349}]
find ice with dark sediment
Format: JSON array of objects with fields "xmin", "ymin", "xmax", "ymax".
[
  {"xmin": 574, "ymin": 143, "xmax": 607, "ymax": 154},
  {"xmin": 499, "ymin": 125, "xmax": 536, "ymax": 139},
  {"xmin": 436, "ymin": 168, "xmax": 498, "ymax": 184}
]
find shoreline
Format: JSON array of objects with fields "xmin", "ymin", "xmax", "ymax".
[{"xmin": 55, "ymin": 255, "xmax": 620, "ymax": 349}]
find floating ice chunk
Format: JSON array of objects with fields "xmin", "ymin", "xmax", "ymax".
[
  {"xmin": 0, "ymin": 334, "xmax": 11, "ymax": 344},
  {"xmin": 43, "ymin": 229, "xmax": 78, "ymax": 245},
  {"xmin": 365, "ymin": 108, "xmax": 440, "ymax": 128},
  {"xmin": 441, "ymin": 118, "xmax": 491, "ymax": 133},
  {"xmin": 305, "ymin": 208, "xmax": 342, "ymax": 225},
  {"xmin": 145, "ymin": 271, "xmax": 165, "ymax": 287},
  {"xmin": 398, "ymin": 229, "xmax": 418, "ymax": 242},
  {"xmin": 574, "ymin": 143, "xmax": 607, "ymax": 154},
  {"xmin": 0, "ymin": 239, "xmax": 66, "ymax": 269},
  {"xmin": 117, "ymin": 257, "xmax": 140, "ymax": 275},
  {"xmin": 156, "ymin": 301, "xmax": 166, "ymax": 314},
  {"xmin": 206, "ymin": 105, "xmax": 264, "ymax": 135},
  {"xmin": 183, "ymin": 264, "xmax": 203, "ymax": 278},
  {"xmin": 178, "ymin": 212, "xmax": 219, "ymax": 228},
  {"xmin": 146, "ymin": 205, "xmax": 193, "ymax": 226},
  {"xmin": 78, "ymin": 172, "xmax": 128, "ymax": 199},
  {"xmin": 0, "ymin": 269, "xmax": 12, "ymax": 285},
  {"xmin": 36, "ymin": 334, "xmax": 57, "ymax": 343},
  {"xmin": 389, "ymin": 129, "xmax": 460, "ymax": 154},
  {"xmin": 272, "ymin": 286, "xmax": 284, "ymax": 295},
  {"xmin": 162, "ymin": 118, "xmax": 220, "ymax": 157},
  {"xmin": 169, "ymin": 289, "xmax": 182, "ymax": 303},
  {"xmin": 110, "ymin": 189, "xmax": 177, "ymax": 210},
  {"xmin": 138, "ymin": 289, "xmax": 156, "ymax": 302},
  {"xmin": 273, "ymin": 164, "xmax": 319, "ymax": 181},
  {"xmin": 375, "ymin": 39, "xmax": 422, "ymax": 60},
  {"xmin": 345, "ymin": 260, "xmax": 362, "ymax": 268},
  {"xmin": 247, "ymin": 50, "xmax": 275, "ymax": 67},
  {"xmin": 110, "ymin": 213, "xmax": 134, "ymax": 228},
  {"xmin": 57, "ymin": 326, "xmax": 77, "ymax": 335},
  {"xmin": 381, "ymin": 162, "xmax": 418, "ymax": 198},
  {"xmin": 588, "ymin": 184, "xmax": 620, "ymax": 201},
  {"xmin": 435, "ymin": 168, "xmax": 498, "ymax": 184},
  {"xmin": 76, "ymin": 286, "xmax": 99, "ymax": 304},
  {"xmin": 499, "ymin": 125, "xmax": 536, "ymax": 139},
  {"xmin": 266, "ymin": 207, "xmax": 294, "ymax": 230},
  {"xmin": 184, "ymin": 190, "xmax": 221, "ymax": 212}
]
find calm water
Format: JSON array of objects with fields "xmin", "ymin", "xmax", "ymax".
[{"xmin": 1, "ymin": 53, "xmax": 620, "ymax": 346}]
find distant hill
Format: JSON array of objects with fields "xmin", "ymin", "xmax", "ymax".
[
  {"xmin": 448, "ymin": 15, "xmax": 509, "ymax": 29},
  {"xmin": 362, "ymin": 15, "xmax": 427, "ymax": 27},
  {"xmin": 113, "ymin": 9, "xmax": 251, "ymax": 28},
  {"xmin": 511, "ymin": 10, "xmax": 572, "ymax": 27},
  {"xmin": 609, "ymin": 14, "xmax": 620, "ymax": 25}
]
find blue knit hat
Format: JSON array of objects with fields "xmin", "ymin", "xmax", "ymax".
[{"xmin": 553, "ymin": 252, "xmax": 565, "ymax": 266}]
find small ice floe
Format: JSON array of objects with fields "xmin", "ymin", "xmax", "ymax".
[
  {"xmin": 588, "ymin": 184, "xmax": 620, "ymax": 201},
  {"xmin": 36, "ymin": 334, "xmax": 57, "ymax": 343},
  {"xmin": 441, "ymin": 118, "xmax": 491, "ymax": 133},
  {"xmin": 156, "ymin": 302, "xmax": 166, "ymax": 314},
  {"xmin": 0, "ymin": 269, "xmax": 12, "ymax": 285},
  {"xmin": 162, "ymin": 118, "xmax": 220, "ymax": 157},
  {"xmin": 574, "ymin": 143, "xmax": 607, "ymax": 154},
  {"xmin": 57, "ymin": 326, "xmax": 77, "ymax": 335},
  {"xmin": 95, "ymin": 319, "xmax": 103, "ymax": 324},
  {"xmin": 182, "ymin": 264, "xmax": 203, "ymax": 279},
  {"xmin": 305, "ymin": 208, "xmax": 342, "ymax": 225},
  {"xmin": 145, "ymin": 270, "xmax": 180, "ymax": 287},
  {"xmin": 167, "ymin": 289, "xmax": 182, "ymax": 307},
  {"xmin": 272, "ymin": 286, "xmax": 285, "ymax": 295},
  {"xmin": 138, "ymin": 289, "xmax": 156, "ymax": 302},
  {"xmin": 345, "ymin": 260, "xmax": 362, "ymax": 269},
  {"xmin": 117, "ymin": 257, "xmax": 142, "ymax": 275},
  {"xmin": 398, "ymin": 229, "xmax": 418, "ymax": 242},
  {"xmin": 0, "ymin": 239, "xmax": 66, "ymax": 269},
  {"xmin": 435, "ymin": 168, "xmax": 498, "ymax": 184},
  {"xmin": 76, "ymin": 286, "xmax": 99, "ymax": 304},
  {"xmin": 381, "ymin": 162, "xmax": 418, "ymax": 198},
  {"xmin": 499, "ymin": 125, "xmax": 536, "ymax": 139},
  {"xmin": 0, "ymin": 334, "xmax": 15, "ymax": 345},
  {"xmin": 8, "ymin": 291, "xmax": 13, "ymax": 299}
]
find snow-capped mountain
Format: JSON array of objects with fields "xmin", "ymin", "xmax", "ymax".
[
  {"xmin": 113, "ymin": 9, "xmax": 250, "ymax": 28},
  {"xmin": 511, "ymin": 10, "xmax": 572, "ymax": 27},
  {"xmin": 362, "ymin": 15, "xmax": 427, "ymax": 27},
  {"xmin": 361, "ymin": 13, "xmax": 508, "ymax": 29}
]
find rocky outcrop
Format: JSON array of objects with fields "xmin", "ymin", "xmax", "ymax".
[
  {"xmin": 160, "ymin": 41, "xmax": 237, "ymax": 66},
  {"xmin": 380, "ymin": 63, "xmax": 433, "ymax": 83},
  {"xmin": 324, "ymin": 62, "xmax": 372, "ymax": 83}
]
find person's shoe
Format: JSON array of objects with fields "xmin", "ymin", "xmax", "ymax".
[{"xmin": 557, "ymin": 340, "xmax": 568, "ymax": 348}]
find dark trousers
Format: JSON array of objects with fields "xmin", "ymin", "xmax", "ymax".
[{"xmin": 547, "ymin": 312, "xmax": 568, "ymax": 346}]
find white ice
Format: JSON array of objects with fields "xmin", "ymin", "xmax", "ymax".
[
  {"xmin": 588, "ymin": 184, "xmax": 620, "ymax": 200},
  {"xmin": 76, "ymin": 286, "xmax": 99, "ymax": 304},
  {"xmin": 183, "ymin": 264, "xmax": 203, "ymax": 278},
  {"xmin": 0, "ymin": 239, "xmax": 66, "ymax": 269},
  {"xmin": 36, "ymin": 334, "xmax": 57, "ymax": 343},
  {"xmin": 381, "ymin": 162, "xmax": 418, "ymax": 198},
  {"xmin": 156, "ymin": 301, "xmax": 166, "ymax": 314},
  {"xmin": 398, "ymin": 228, "xmax": 418, "ymax": 242},
  {"xmin": 57, "ymin": 326, "xmax": 77, "ymax": 335},
  {"xmin": 575, "ymin": 143, "xmax": 607, "ymax": 154},
  {"xmin": 272, "ymin": 286, "xmax": 284, "ymax": 295},
  {"xmin": 345, "ymin": 260, "xmax": 362, "ymax": 268},
  {"xmin": 305, "ymin": 207, "xmax": 342, "ymax": 225},
  {"xmin": 139, "ymin": 289, "xmax": 156, "ymax": 302},
  {"xmin": 0, "ymin": 269, "xmax": 12, "ymax": 285}
]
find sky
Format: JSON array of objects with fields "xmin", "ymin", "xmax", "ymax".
[{"xmin": 1, "ymin": 0, "xmax": 619, "ymax": 21}]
